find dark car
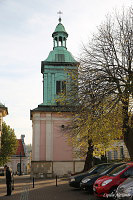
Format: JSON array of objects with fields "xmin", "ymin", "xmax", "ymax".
[
  {"xmin": 116, "ymin": 176, "xmax": 133, "ymax": 200},
  {"xmin": 80, "ymin": 163, "xmax": 125, "ymax": 193},
  {"xmin": 69, "ymin": 163, "xmax": 111, "ymax": 188}
]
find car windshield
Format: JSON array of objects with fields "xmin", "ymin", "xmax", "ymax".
[
  {"xmin": 87, "ymin": 165, "xmax": 105, "ymax": 173},
  {"xmin": 84, "ymin": 164, "xmax": 110, "ymax": 175},
  {"xmin": 108, "ymin": 164, "xmax": 128, "ymax": 176},
  {"xmin": 100, "ymin": 165, "xmax": 114, "ymax": 175},
  {"xmin": 87, "ymin": 166, "xmax": 96, "ymax": 173}
]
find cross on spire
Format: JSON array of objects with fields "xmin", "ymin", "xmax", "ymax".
[{"xmin": 57, "ymin": 11, "xmax": 63, "ymax": 23}]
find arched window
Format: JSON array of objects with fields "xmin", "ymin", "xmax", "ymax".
[
  {"xmin": 63, "ymin": 38, "xmax": 66, "ymax": 47},
  {"xmin": 54, "ymin": 37, "xmax": 58, "ymax": 47},
  {"xmin": 59, "ymin": 36, "xmax": 62, "ymax": 46}
]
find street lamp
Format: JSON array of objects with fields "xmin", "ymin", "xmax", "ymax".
[{"xmin": 19, "ymin": 152, "xmax": 22, "ymax": 176}]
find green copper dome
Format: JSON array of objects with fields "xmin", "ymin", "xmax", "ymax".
[
  {"xmin": 54, "ymin": 23, "xmax": 67, "ymax": 33},
  {"xmin": 0, "ymin": 102, "xmax": 5, "ymax": 107}
]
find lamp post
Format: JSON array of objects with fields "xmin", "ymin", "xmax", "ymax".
[{"xmin": 19, "ymin": 152, "xmax": 22, "ymax": 176}]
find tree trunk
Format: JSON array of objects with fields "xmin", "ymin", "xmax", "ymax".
[
  {"xmin": 83, "ymin": 139, "xmax": 94, "ymax": 172},
  {"xmin": 123, "ymin": 115, "xmax": 133, "ymax": 160},
  {"xmin": 122, "ymin": 97, "xmax": 133, "ymax": 160}
]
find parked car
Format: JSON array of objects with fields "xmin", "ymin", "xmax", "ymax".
[
  {"xmin": 80, "ymin": 163, "xmax": 125, "ymax": 193},
  {"xmin": 116, "ymin": 176, "xmax": 133, "ymax": 200},
  {"xmin": 93, "ymin": 163, "xmax": 133, "ymax": 198},
  {"xmin": 69, "ymin": 163, "xmax": 111, "ymax": 188}
]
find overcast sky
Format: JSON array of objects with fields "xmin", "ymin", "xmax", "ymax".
[{"xmin": 0, "ymin": 0, "xmax": 132, "ymax": 144}]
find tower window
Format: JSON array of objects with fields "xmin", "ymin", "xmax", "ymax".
[
  {"xmin": 63, "ymin": 38, "xmax": 66, "ymax": 46},
  {"xmin": 59, "ymin": 36, "xmax": 62, "ymax": 46},
  {"xmin": 55, "ymin": 37, "xmax": 58, "ymax": 47},
  {"xmin": 56, "ymin": 81, "xmax": 66, "ymax": 95},
  {"xmin": 55, "ymin": 54, "xmax": 65, "ymax": 62}
]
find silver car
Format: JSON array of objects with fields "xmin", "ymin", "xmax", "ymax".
[{"xmin": 116, "ymin": 176, "xmax": 133, "ymax": 200}]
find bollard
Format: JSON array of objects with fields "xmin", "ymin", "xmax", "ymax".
[
  {"xmin": 12, "ymin": 178, "xmax": 14, "ymax": 190},
  {"xmin": 33, "ymin": 177, "xmax": 34, "ymax": 188},
  {"xmin": 12, "ymin": 173, "xmax": 14, "ymax": 190},
  {"xmin": 56, "ymin": 175, "xmax": 57, "ymax": 187}
]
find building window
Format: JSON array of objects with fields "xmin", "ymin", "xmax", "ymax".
[
  {"xmin": 56, "ymin": 81, "xmax": 66, "ymax": 95},
  {"xmin": 59, "ymin": 36, "xmax": 62, "ymax": 46},
  {"xmin": 61, "ymin": 125, "xmax": 65, "ymax": 128},
  {"xmin": 54, "ymin": 37, "xmax": 58, "ymax": 47},
  {"xmin": 114, "ymin": 150, "xmax": 118, "ymax": 160},
  {"xmin": 108, "ymin": 151, "xmax": 112, "ymax": 160},
  {"xmin": 120, "ymin": 146, "xmax": 125, "ymax": 159}
]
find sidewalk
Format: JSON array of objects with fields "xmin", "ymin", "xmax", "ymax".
[{"xmin": 0, "ymin": 176, "xmax": 96, "ymax": 200}]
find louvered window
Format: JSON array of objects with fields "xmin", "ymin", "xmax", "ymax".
[
  {"xmin": 55, "ymin": 54, "xmax": 65, "ymax": 62},
  {"xmin": 120, "ymin": 146, "xmax": 124, "ymax": 159}
]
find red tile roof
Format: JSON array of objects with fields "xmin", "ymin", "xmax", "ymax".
[{"xmin": 15, "ymin": 139, "xmax": 25, "ymax": 156}]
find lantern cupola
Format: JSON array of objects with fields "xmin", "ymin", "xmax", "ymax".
[{"xmin": 52, "ymin": 17, "xmax": 68, "ymax": 49}]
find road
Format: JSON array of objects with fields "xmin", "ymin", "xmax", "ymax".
[{"xmin": 0, "ymin": 176, "xmax": 96, "ymax": 200}]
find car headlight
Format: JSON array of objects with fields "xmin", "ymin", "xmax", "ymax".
[
  {"xmin": 70, "ymin": 178, "xmax": 75, "ymax": 182},
  {"xmin": 101, "ymin": 179, "xmax": 112, "ymax": 186},
  {"xmin": 82, "ymin": 178, "xmax": 91, "ymax": 183}
]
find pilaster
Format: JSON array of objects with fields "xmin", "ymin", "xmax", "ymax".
[
  {"xmin": 46, "ymin": 113, "xmax": 53, "ymax": 160},
  {"xmin": 32, "ymin": 113, "xmax": 41, "ymax": 161}
]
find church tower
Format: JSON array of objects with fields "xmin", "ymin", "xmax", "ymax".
[
  {"xmin": 30, "ymin": 17, "xmax": 82, "ymax": 177},
  {"xmin": 41, "ymin": 16, "xmax": 78, "ymax": 106}
]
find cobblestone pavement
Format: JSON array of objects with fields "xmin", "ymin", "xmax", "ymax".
[{"xmin": 0, "ymin": 176, "xmax": 96, "ymax": 200}]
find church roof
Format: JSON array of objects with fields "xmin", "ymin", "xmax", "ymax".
[
  {"xmin": 0, "ymin": 103, "xmax": 8, "ymax": 116},
  {"xmin": 30, "ymin": 105, "xmax": 77, "ymax": 119},
  {"xmin": 0, "ymin": 102, "xmax": 4, "ymax": 107},
  {"xmin": 44, "ymin": 47, "xmax": 78, "ymax": 63},
  {"xmin": 43, "ymin": 18, "xmax": 78, "ymax": 64},
  {"xmin": 14, "ymin": 139, "xmax": 25, "ymax": 157}
]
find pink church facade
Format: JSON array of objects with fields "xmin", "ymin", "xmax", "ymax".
[
  {"xmin": 31, "ymin": 109, "xmax": 85, "ymax": 177},
  {"xmin": 32, "ymin": 112, "xmax": 73, "ymax": 162}
]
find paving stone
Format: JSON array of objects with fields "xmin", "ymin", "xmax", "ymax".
[{"xmin": 0, "ymin": 176, "xmax": 96, "ymax": 200}]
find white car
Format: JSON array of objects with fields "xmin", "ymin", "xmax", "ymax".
[{"xmin": 116, "ymin": 176, "xmax": 133, "ymax": 200}]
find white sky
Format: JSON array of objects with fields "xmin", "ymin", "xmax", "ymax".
[{"xmin": 0, "ymin": 0, "xmax": 132, "ymax": 144}]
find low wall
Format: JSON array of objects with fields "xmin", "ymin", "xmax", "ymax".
[{"xmin": 31, "ymin": 160, "xmax": 85, "ymax": 178}]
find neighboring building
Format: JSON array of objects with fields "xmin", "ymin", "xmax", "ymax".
[
  {"xmin": 7, "ymin": 135, "xmax": 29, "ymax": 174},
  {"xmin": 0, "ymin": 103, "xmax": 8, "ymax": 149},
  {"xmin": 106, "ymin": 140, "xmax": 130, "ymax": 161},
  {"xmin": 30, "ymin": 17, "xmax": 85, "ymax": 177}
]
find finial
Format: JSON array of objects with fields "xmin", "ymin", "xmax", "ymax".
[{"xmin": 57, "ymin": 11, "xmax": 63, "ymax": 23}]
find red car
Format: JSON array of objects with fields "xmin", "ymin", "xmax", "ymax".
[{"xmin": 93, "ymin": 163, "xmax": 133, "ymax": 198}]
